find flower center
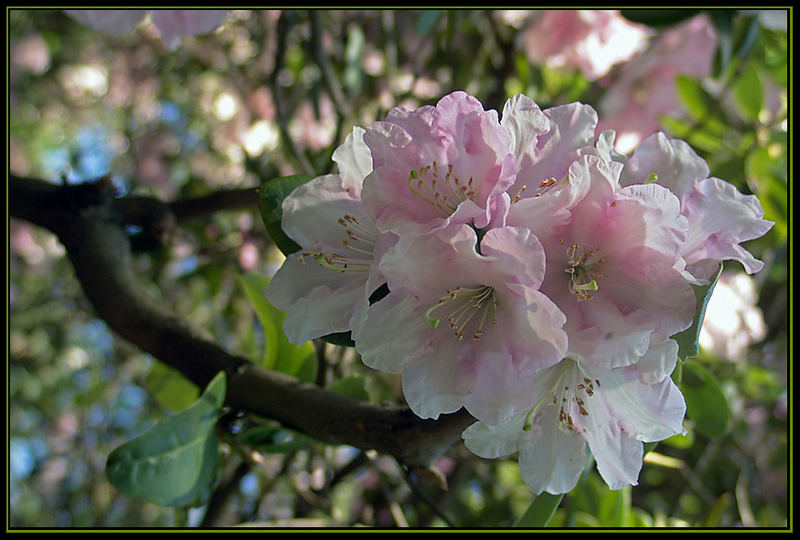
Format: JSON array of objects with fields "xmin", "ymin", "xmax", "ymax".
[
  {"xmin": 564, "ymin": 243, "xmax": 605, "ymax": 301},
  {"xmin": 425, "ymin": 285, "xmax": 500, "ymax": 341},
  {"xmin": 408, "ymin": 161, "xmax": 478, "ymax": 216},
  {"xmin": 523, "ymin": 360, "xmax": 600, "ymax": 433},
  {"xmin": 299, "ymin": 213, "xmax": 376, "ymax": 273}
]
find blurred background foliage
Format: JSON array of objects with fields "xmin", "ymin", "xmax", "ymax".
[{"xmin": 8, "ymin": 9, "xmax": 789, "ymax": 528}]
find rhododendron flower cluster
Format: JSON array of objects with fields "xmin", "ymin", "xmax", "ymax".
[
  {"xmin": 523, "ymin": 10, "xmax": 650, "ymax": 81},
  {"xmin": 264, "ymin": 90, "xmax": 773, "ymax": 494}
]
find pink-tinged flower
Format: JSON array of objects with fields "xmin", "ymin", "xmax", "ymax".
[
  {"xmin": 523, "ymin": 10, "xmax": 650, "ymax": 81},
  {"xmin": 522, "ymin": 154, "xmax": 696, "ymax": 370},
  {"xmin": 699, "ymin": 271, "xmax": 767, "ymax": 360},
  {"xmin": 501, "ymin": 94, "xmax": 599, "ymax": 230},
  {"xmin": 463, "ymin": 358, "xmax": 686, "ymax": 494},
  {"xmin": 265, "ymin": 127, "xmax": 392, "ymax": 344},
  {"xmin": 65, "ymin": 10, "xmax": 230, "ymax": 50},
  {"xmin": 597, "ymin": 14, "xmax": 717, "ymax": 153},
  {"xmin": 361, "ymin": 91, "xmax": 518, "ymax": 236},
  {"xmin": 614, "ymin": 131, "xmax": 774, "ymax": 283},
  {"xmin": 353, "ymin": 224, "xmax": 567, "ymax": 425}
]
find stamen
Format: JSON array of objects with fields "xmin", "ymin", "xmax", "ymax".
[
  {"xmin": 523, "ymin": 360, "xmax": 596, "ymax": 433},
  {"xmin": 300, "ymin": 213, "xmax": 377, "ymax": 273},
  {"xmin": 425, "ymin": 285, "xmax": 500, "ymax": 342},
  {"xmin": 408, "ymin": 162, "xmax": 480, "ymax": 216},
  {"xmin": 532, "ymin": 176, "xmax": 560, "ymax": 198}
]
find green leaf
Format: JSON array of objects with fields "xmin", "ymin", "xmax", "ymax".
[
  {"xmin": 672, "ymin": 264, "xmax": 723, "ymax": 362},
  {"xmin": 513, "ymin": 492, "xmax": 564, "ymax": 527},
  {"xmin": 680, "ymin": 360, "xmax": 732, "ymax": 438},
  {"xmin": 597, "ymin": 486, "xmax": 631, "ymax": 527},
  {"xmin": 732, "ymin": 61, "xmax": 764, "ymax": 122},
  {"xmin": 237, "ymin": 274, "xmax": 317, "ymax": 382},
  {"xmin": 106, "ymin": 372, "xmax": 226, "ymax": 507},
  {"xmin": 144, "ymin": 360, "xmax": 200, "ymax": 413},
  {"xmin": 643, "ymin": 441, "xmax": 659, "ymax": 455},
  {"xmin": 238, "ymin": 426, "xmax": 311, "ymax": 454},
  {"xmin": 662, "ymin": 426, "xmax": 695, "ymax": 449},
  {"xmin": 326, "ymin": 375, "xmax": 370, "ymax": 401},
  {"xmin": 257, "ymin": 175, "xmax": 315, "ymax": 256},
  {"xmin": 675, "ymin": 75, "xmax": 715, "ymax": 122},
  {"xmin": 659, "ymin": 116, "xmax": 722, "ymax": 154}
]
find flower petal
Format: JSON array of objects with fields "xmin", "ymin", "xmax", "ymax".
[
  {"xmin": 682, "ymin": 177, "xmax": 774, "ymax": 277},
  {"xmin": 503, "ymin": 98, "xmax": 598, "ymax": 197},
  {"xmin": 401, "ymin": 336, "xmax": 476, "ymax": 419},
  {"xmin": 281, "ymin": 174, "xmax": 370, "ymax": 252},
  {"xmin": 353, "ymin": 292, "xmax": 434, "ymax": 374},
  {"xmin": 518, "ymin": 405, "xmax": 588, "ymax": 495},
  {"xmin": 636, "ymin": 337, "xmax": 679, "ymax": 384},
  {"xmin": 462, "ymin": 416, "xmax": 528, "ymax": 459},
  {"xmin": 266, "ymin": 253, "xmax": 366, "ymax": 344},
  {"xmin": 620, "ymin": 132, "xmax": 709, "ymax": 202},
  {"xmin": 579, "ymin": 365, "xmax": 686, "ymax": 488},
  {"xmin": 332, "ymin": 126, "xmax": 372, "ymax": 197}
]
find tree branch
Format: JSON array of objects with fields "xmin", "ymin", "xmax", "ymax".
[
  {"xmin": 9, "ymin": 174, "xmax": 475, "ymax": 467},
  {"xmin": 169, "ymin": 186, "xmax": 259, "ymax": 222}
]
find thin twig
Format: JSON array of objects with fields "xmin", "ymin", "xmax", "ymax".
[
  {"xmin": 200, "ymin": 457, "xmax": 251, "ymax": 527},
  {"xmin": 401, "ymin": 464, "xmax": 456, "ymax": 527}
]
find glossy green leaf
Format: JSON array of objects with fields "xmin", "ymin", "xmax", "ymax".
[
  {"xmin": 513, "ymin": 492, "xmax": 564, "ymax": 527},
  {"xmin": 237, "ymin": 273, "xmax": 317, "ymax": 382},
  {"xmin": 144, "ymin": 360, "xmax": 200, "ymax": 413},
  {"xmin": 106, "ymin": 372, "xmax": 226, "ymax": 507},
  {"xmin": 672, "ymin": 264, "xmax": 723, "ymax": 362},
  {"xmin": 680, "ymin": 360, "xmax": 731, "ymax": 438},
  {"xmin": 257, "ymin": 175, "xmax": 314, "ymax": 256},
  {"xmin": 733, "ymin": 62, "xmax": 764, "ymax": 122},
  {"xmin": 326, "ymin": 375, "xmax": 370, "ymax": 401}
]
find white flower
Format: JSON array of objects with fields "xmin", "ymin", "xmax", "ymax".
[
  {"xmin": 265, "ymin": 127, "xmax": 392, "ymax": 344},
  {"xmin": 463, "ymin": 359, "xmax": 686, "ymax": 494}
]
